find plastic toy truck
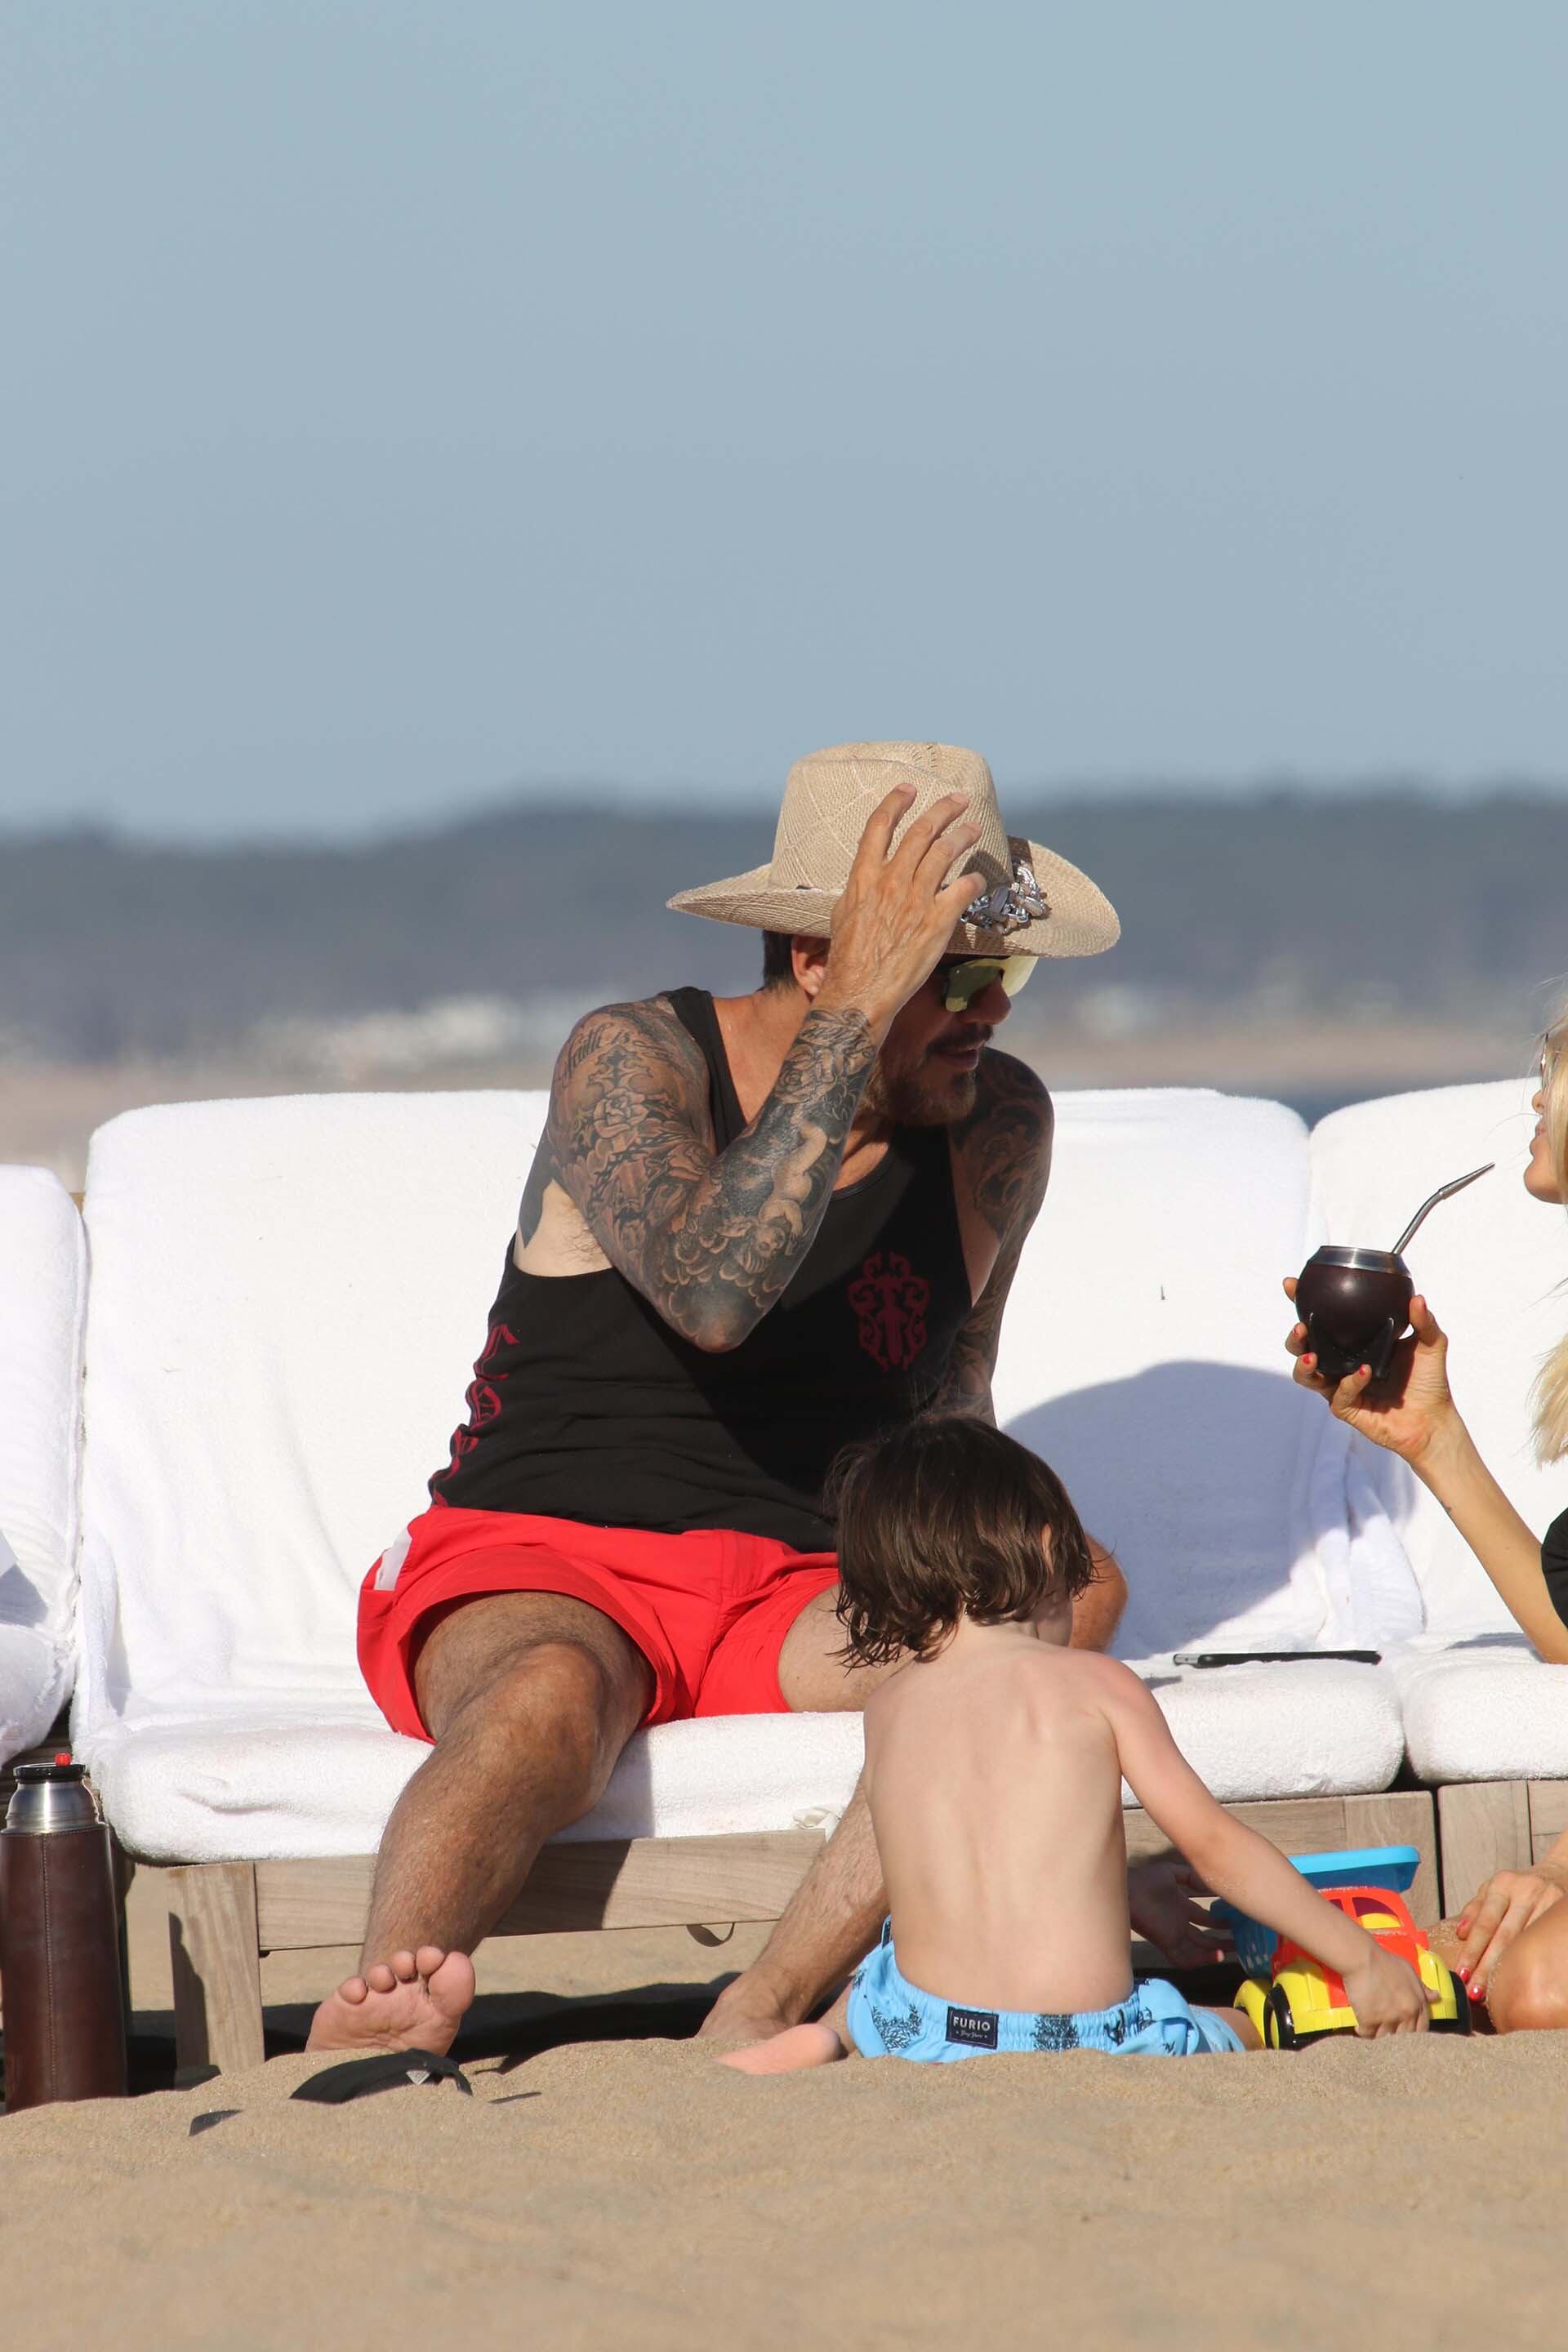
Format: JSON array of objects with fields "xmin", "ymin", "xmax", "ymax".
[{"xmin": 1214, "ymin": 1845, "xmax": 1471, "ymax": 2048}]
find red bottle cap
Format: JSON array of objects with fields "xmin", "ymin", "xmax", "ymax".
[{"xmin": 54, "ymin": 1750, "xmax": 72, "ymax": 1766}]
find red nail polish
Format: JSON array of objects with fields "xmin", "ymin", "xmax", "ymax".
[
  {"xmin": 1458, "ymin": 1964, "xmax": 1470, "ymax": 1981},
  {"xmin": 1468, "ymin": 1983, "xmax": 1484, "ymax": 2002}
]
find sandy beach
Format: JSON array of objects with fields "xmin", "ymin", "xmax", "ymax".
[{"xmin": 2, "ymin": 1922, "xmax": 1563, "ymax": 2351}]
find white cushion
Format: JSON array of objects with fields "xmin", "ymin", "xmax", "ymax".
[
  {"xmin": 1311, "ymin": 1081, "xmax": 1568, "ymax": 1643},
  {"xmin": 1394, "ymin": 1639, "xmax": 1568, "ymax": 1784},
  {"xmin": 85, "ymin": 1658, "xmax": 1401, "ymax": 1867},
  {"xmin": 1137, "ymin": 1658, "xmax": 1401, "ymax": 1803},
  {"xmin": 84, "ymin": 1706, "xmax": 866, "ymax": 1864},
  {"xmin": 0, "ymin": 1167, "xmax": 84, "ymax": 1759}
]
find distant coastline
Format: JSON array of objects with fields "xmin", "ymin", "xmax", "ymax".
[
  {"xmin": 2, "ymin": 792, "xmax": 1563, "ymax": 1070},
  {"xmin": 2, "ymin": 1016, "xmax": 1526, "ymax": 1193}
]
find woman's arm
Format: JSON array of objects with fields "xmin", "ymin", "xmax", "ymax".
[
  {"xmin": 1284, "ymin": 1282, "xmax": 1568, "ymax": 1665},
  {"xmin": 1406, "ymin": 1415, "xmax": 1568, "ymax": 1663}
]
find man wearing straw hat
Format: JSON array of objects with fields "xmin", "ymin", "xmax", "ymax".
[{"xmin": 314, "ymin": 743, "xmax": 1204, "ymax": 2060}]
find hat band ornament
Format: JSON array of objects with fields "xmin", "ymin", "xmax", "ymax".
[{"xmin": 963, "ymin": 856, "xmax": 1049, "ymax": 936}]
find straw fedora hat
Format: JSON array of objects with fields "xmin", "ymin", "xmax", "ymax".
[{"xmin": 668, "ymin": 742, "xmax": 1120, "ymax": 960}]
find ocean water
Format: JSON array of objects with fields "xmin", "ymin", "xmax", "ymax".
[
  {"xmin": 1283, "ymin": 1087, "xmax": 1391, "ymax": 1130},
  {"xmin": 1281, "ymin": 1079, "xmax": 1506, "ymax": 1131}
]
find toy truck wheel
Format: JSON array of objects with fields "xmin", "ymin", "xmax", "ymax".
[
  {"xmin": 1267, "ymin": 1986, "xmax": 1297, "ymax": 2051},
  {"xmin": 1234, "ymin": 1976, "xmax": 1270, "ymax": 2045},
  {"xmin": 1422, "ymin": 1951, "xmax": 1473, "ymax": 2034}
]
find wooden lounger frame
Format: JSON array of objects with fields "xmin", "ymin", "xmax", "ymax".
[
  {"xmin": 1436, "ymin": 1780, "xmax": 1568, "ymax": 1914},
  {"xmin": 131, "ymin": 1787, "xmax": 1441, "ymax": 2075}
]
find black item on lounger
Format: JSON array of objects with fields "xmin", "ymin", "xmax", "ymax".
[
  {"xmin": 1543, "ymin": 1510, "xmax": 1568, "ymax": 1630},
  {"xmin": 1173, "ymin": 1650, "xmax": 1382, "ymax": 1668}
]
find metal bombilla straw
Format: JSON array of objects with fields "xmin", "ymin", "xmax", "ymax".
[{"xmin": 1390, "ymin": 1164, "xmax": 1495, "ymax": 1257}]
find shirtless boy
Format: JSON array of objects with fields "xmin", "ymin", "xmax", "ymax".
[{"xmin": 727, "ymin": 1416, "xmax": 1434, "ymax": 2070}]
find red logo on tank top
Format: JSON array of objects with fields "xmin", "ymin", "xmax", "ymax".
[
  {"xmin": 434, "ymin": 1320, "xmax": 519, "ymax": 1488},
  {"xmin": 848, "ymin": 1252, "xmax": 930, "ymax": 1371}
]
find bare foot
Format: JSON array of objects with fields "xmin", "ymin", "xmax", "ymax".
[
  {"xmin": 696, "ymin": 1971, "xmax": 797, "ymax": 2051},
  {"xmin": 1205, "ymin": 2003, "xmax": 1263, "ymax": 2051},
  {"xmin": 718, "ymin": 2021, "xmax": 847, "ymax": 2074},
  {"xmin": 306, "ymin": 1945, "xmax": 476, "ymax": 2056}
]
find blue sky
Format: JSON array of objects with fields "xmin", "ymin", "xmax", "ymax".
[{"xmin": 2, "ymin": 2, "xmax": 1564, "ymax": 837}]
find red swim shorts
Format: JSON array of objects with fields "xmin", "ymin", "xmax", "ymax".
[{"xmin": 358, "ymin": 1504, "xmax": 840, "ymax": 1740}]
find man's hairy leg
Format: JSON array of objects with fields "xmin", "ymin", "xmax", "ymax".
[
  {"xmin": 700, "ymin": 1782, "xmax": 884, "ymax": 2047},
  {"xmin": 308, "ymin": 1592, "xmax": 652, "ymax": 2056},
  {"xmin": 700, "ymin": 1588, "xmax": 897, "ymax": 2047}
]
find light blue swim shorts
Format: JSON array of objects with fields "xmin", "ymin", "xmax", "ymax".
[{"xmin": 845, "ymin": 1922, "xmax": 1245, "ymax": 2061}]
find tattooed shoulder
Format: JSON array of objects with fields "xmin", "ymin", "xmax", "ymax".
[
  {"xmin": 951, "ymin": 1049, "xmax": 1054, "ymax": 1245},
  {"xmin": 518, "ymin": 997, "xmax": 709, "ymax": 1244},
  {"xmin": 532, "ymin": 991, "xmax": 876, "ymax": 1351},
  {"xmin": 557, "ymin": 996, "xmax": 710, "ymax": 1102}
]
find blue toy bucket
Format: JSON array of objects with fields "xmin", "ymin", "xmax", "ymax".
[{"xmin": 1212, "ymin": 1845, "xmax": 1420, "ymax": 1975}]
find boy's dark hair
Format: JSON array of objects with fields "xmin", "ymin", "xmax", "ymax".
[
  {"xmin": 761, "ymin": 930, "xmax": 797, "ymax": 988},
  {"xmin": 827, "ymin": 1415, "xmax": 1095, "ymax": 1668}
]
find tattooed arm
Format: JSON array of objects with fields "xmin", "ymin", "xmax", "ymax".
[
  {"xmin": 541, "ymin": 994, "xmax": 877, "ymax": 1352},
  {"xmin": 944, "ymin": 1050, "xmax": 1125, "ymax": 1647},
  {"xmin": 940, "ymin": 1050, "xmax": 1055, "ymax": 1422},
  {"xmin": 523, "ymin": 787, "xmax": 985, "ymax": 1344}
]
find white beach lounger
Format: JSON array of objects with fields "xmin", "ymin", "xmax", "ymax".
[
  {"xmin": 73, "ymin": 1088, "xmax": 1424, "ymax": 2071},
  {"xmin": 0, "ymin": 1166, "xmax": 85, "ymax": 1761},
  {"xmin": 1311, "ymin": 1080, "xmax": 1568, "ymax": 1908}
]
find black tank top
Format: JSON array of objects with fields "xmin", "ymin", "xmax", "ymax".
[
  {"xmin": 1544, "ymin": 1509, "xmax": 1568, "ymax": 1629},
  {"xmin": 430, "ymin": 987, "xmax": 973, "ymax": 1548}
]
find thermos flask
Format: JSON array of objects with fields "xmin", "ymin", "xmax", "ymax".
[{"xmin": 0, "ymin": 1756, "xmax": 128, "ymax": 2110}]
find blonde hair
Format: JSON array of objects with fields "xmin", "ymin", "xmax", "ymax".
[{"xmin": 1532, "ymin": 997, "xmax": 1568, "ymax": 1463}]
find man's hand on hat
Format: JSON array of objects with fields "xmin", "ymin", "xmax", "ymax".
[{"xmin": 816, "ymin": 787, "xmax": 986, "ymax": 1039}]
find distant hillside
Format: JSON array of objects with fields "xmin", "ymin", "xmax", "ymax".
[{"xmin": 2, "ymin": 793, "xmax": 1564, "ymax": 1062}]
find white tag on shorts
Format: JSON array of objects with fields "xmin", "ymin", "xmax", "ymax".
[{"xmin": 372, "ymin": 1526, "xmax": 414, "ymax": 1593}]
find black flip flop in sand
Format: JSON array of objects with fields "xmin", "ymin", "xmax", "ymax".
[
  {"xmin": 188, "ymin": 2048, "xmax": 470, "ymax": 2135},
  {"xmin": 291, "ymin": 2049, "xmax": 472, "ymax": 2105}
]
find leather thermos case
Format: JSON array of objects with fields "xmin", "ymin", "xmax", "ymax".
[{"xmin": 1, "ymin": 1759, "xmax": 128, "ymax": 2110}]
